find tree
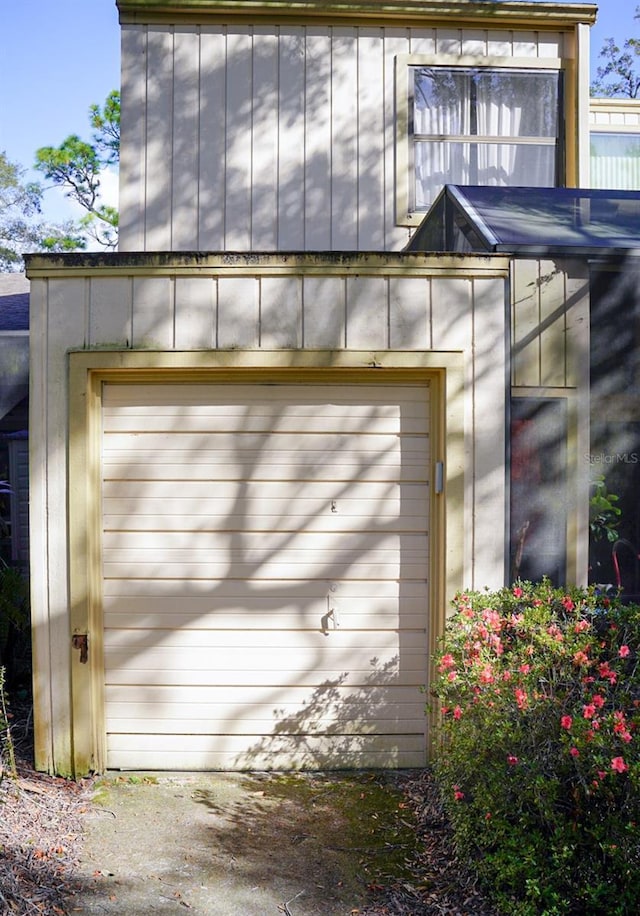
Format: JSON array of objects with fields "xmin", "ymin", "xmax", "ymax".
[
  {"xmin": 0, "ymin": 151, "xmax": 84, "ymax": 271},
  {"xmin": 35, "ymin": 90, "xmax": 120, "ymax": 250},
  {"xmin": 591, "ymin": 5, "xmax": 640, "ymax": 98}
]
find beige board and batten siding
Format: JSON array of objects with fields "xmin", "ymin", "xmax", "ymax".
[
  {"xmin": 26, "ymin": 251, "xmax": 509, "ymax": 775},
  {"xmin": 102, "ymin": 382, "xmax": 430, "ymax": 769},
  {"xmin": 510, "ymin": 257, "xmax": 591, "ymax": 586},
  {"xmin": 118, "ymin": 16, "xmax": 573, "ymax": 251}
]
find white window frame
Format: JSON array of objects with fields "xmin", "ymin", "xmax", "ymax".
[{"xmin": 395, "ymin": 54, "xmax": 565, "ymax": 227}]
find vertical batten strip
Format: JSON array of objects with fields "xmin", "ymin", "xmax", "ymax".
[
  {"xmin": 119, "ymin": 26, "xmax": 147, "ymax": 251},
  {"xmin": 198, "ymin": 26, "xmax": 226, "ymax": 250}
]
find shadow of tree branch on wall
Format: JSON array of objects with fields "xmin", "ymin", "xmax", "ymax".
[{"xmin": 231, "ymin": 654, "xmax": 426, "ymax": 771}]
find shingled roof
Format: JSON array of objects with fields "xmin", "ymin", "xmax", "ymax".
[{"xmin": 0, "ymin": 273, "xmax": 29, "ymax": 332}]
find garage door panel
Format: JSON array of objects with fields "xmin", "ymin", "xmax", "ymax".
[
  {"xmin": 104, "ymin": 513, "xmax": 428, "ymax": 533},
  {"xmin": 105, "ymin": 683, "xmax": 425, "ymax": 706},
  {"xmin": 104, "ymin": 644, "xmax": 427, "ymax": 674},
  {"xmin": 103, "ymin": 628, "xmax": 426, "ymax": 651},
  {"xmin": 103, "ymin": 578, "xmax": 429, "ymax": 599},
  {"xmin": 106, "ymin": 715, "xmax": 428, "ymax": 737},
  {"xmin": 103, "ymin": 560, "xmax": 428, "ymax": 579},
  {"xmin": 103, "ymin": 530, "xmax": 427, "ymax": 552},
  {"xmin": 103, "ymin": 479, "xmax": 428, "ymax": 504},
  {"xmin": 103, "ymin": 583, "xmax": 428, "ymax": 630},
  {"xmin": 106, "ymin": 738, "xmax": 427, "ymax": 771},
  {"xmin": 104, "ymin": 610, "xmax": 427, "ymax": 631},
  {"xmin": 104, "ymin": 665, "xmax": 424, "ymax": 689},
  {"xmin": 101, "ymin": 382, "xmax": 431, "ymax": 769},
  {"xmin": 103, "ymin": 460, "xmax": 426, "ymax": 483},
  {"xmin": 104, "ymin": 431, "xmax": 427, "ymax": 454}
]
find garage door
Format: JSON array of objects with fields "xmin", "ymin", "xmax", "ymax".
[{"xmin": 101, "ymin": 382, "xmax": 431, "ymax": 769}]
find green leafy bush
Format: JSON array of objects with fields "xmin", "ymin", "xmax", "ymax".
[
  {"xmin": 0, "ymin": 665, "xmax": 17, "ymax": 780},
  {"xmin": 431, "ymin": 580, "xmax": 639, "ymax": 915}
]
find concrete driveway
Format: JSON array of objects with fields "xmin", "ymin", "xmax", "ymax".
[{"xmin": 64, "ymin": 770, "xmax": 416, "ymax": 916}]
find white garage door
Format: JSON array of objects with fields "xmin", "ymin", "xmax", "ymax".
[{"xmin": 101, "ymin": 382, "xmax": 431, "ymax": 769}]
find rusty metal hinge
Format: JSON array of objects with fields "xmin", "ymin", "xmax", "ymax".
[{"xmin": 72, "ymin": 633, "xmax": 89, "ymax": 664}]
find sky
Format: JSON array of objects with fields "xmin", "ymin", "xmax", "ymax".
[
  {"xmin": 1, "ymin": 0, "xmax": 120, "ymax": 225},
  {"xmin": 0, "ymin": 0, "xmax": 637, "ymax": 226}
]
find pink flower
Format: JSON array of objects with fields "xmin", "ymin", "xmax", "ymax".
[
  {"xmin": 453, "ymin": 706, "xmax": 462, "ymax": 720},
  {"xmin": 561, "ymin": 715, "xmax": 573, "ymax": 730},
  {"xmin": 482, "ymin": 608, "xmax": 502, "ymax": 630},
  {"xmin": 453, "ymin": 785, "xmax": 465, "ymax": 801},
  {"xmin": 599, "ymin": 662, "xmax": 617, "ymax": 684},
  {"xmin": 507, "ymin": 754, "xmax": 518, "ymax": 766},
  {"xmin": 447, "ymin": 670, "xmax": 457, "ymax": 682},
  {"xmin": 513, "ymin": 586, "xmax": 524, "ymax": 598},
  {"xmin": 562, "ymin": 596, "xmax": 575, "ymax": 611},
  {"xmin": 574, "ymin": 619, "xmax": 590, "ymax": 633},
  {"xmin": 519, "ymin": 663, "xmax": 531, "ymax": 675},
  {"xmin": 591, "ymin": 694, "xmax": 605, "ymax": 709},
  {"xmin": 619, "ymin": 645, "xmax": 631, "ymax": 658},
  {"xmin": 439, "ymin": 653, "xmax": 456, "ymax": 671},
  {"xmin": 611, "ymin": 757, "xmax": 629, "ymax": 774},
  {"xmin": 514, "ymin": 688, "xmax": 528, "ymax": 710},
  {"xmin": 570, "ymin": 747, "xmax": 580, "ymax": 758},
  {"xmin": 573, "ymin": 651, "xmax": 590, "ymax": 667},
  {"xmin": 479, "ymin": 664, "xmax": 495, "ymax": 684},
  {"xmin": 583, "ymin": 704, "xmax": 596, "ymax": 720}
]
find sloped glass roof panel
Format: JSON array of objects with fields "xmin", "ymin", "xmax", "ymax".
[{"xmin": 407, "ymin": 186, "xmax": 640, "ymax": 256}]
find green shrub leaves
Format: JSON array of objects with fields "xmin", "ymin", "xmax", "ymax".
[{"xmin": 432, "ymin": 581, "xmax": 639, "ymax": 915}]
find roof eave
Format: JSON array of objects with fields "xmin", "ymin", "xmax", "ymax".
[{"xmin": 116, "ymin": 1, "xmax": 598, "ymax": 28}]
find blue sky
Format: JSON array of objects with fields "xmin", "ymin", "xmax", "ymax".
[
  {"xmin": 0, "ymin": 0, "xmax": 637, "ymax": 224},
  {"xmin": 1, "ymin": 0, "xmax": 120, "ymax": 224}
]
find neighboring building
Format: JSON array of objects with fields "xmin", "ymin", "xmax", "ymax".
[
  {"xmin": 26, "ymin": 0, "xmax": 603, "ymax": 777},
  {"xmin": 0, "ymin": 274, "xmax": 29, "ymax": 570},
  {"xmin": 590, "ymin": 98, "xmax": 640, "ymax": 189}
]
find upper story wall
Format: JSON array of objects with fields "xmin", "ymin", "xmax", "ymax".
[{"xmin": 117, "ymin": 0, "xmax": 596, "ymax": 252}]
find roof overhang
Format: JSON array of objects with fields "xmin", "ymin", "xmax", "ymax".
[
  {"xmin": 116, "ymin": 1, "xmax": 598, "ymax": 28},
  {"xmin": 407, "ymin": 185, "xmax": 640, "ymax": 259}
]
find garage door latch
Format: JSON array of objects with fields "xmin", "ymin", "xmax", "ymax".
[{"xmin": 72, "ymin": 633, "xmax": 89, "ymax": 664}]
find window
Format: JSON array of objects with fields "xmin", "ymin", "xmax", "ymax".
[
  {"xmin": 590, "ymin": 132, "xmax": 640, "ymax": 190},
  {"xmin": 399, "ymin": 63, "xmax": 562, "ymax": 219}
]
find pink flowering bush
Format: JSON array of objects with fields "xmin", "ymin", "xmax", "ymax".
[{"xmin": 431, "ymin": 580, "xmax": 639, "ymax": 915}]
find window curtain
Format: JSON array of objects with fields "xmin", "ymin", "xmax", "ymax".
[
  {"xmin": 475, "ymin": 72, "xmax": 556, "ymax": 188},
  {"xmin": 412, "ymin": 68, "xmax": 559, "ymax": 209},
  {"xmin": 413, "ymin": 69, "xmax": 472, "ymax": 209}
]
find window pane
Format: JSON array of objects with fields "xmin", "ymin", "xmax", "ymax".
[
  {"xmin": 410, "ymin": 66, "xmax": 561, "ymax": 210},
  {"xmin": 475, "ymin": 71, "xmax": 559, "ymax": 138},
  {"xmin": 414, "ymin": 142, "xmax": 472, "ymax": 210},
  {"xmin": 591, "ymin": 133, "xmax": 640, "ymax": 190},
  {"xmin": 414, "ymin": 141, "xmax": 556, "ymax": 208},
  {"xmin": 413, "ymin": 69, "xmax": 472, "ymax": 135},
  {"xmin": 476, "ymin": 143, "xmax": 557, "ymax": 186}
]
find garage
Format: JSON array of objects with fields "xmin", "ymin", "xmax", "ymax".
[{"xmin": 100, "ymin": 381, "xmax": 431, "ymax": 769}]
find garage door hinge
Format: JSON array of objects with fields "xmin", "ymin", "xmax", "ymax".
[
  {"xmin": 435, "ymin": 461, "xmax": 444, "ymax": 494},
  {"xmin": 72, "ymin": 633, "xmax": 89, "ymax": 664}
]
